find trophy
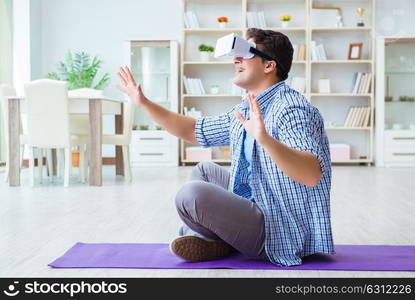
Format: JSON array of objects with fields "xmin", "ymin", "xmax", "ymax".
[{"xmin": 356, "ymin": 8, "xmax": 366, "ymax": 27}]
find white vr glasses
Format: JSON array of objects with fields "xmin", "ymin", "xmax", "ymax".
[{"xmin": 214, "ymin": 33, "xmax": 286, "ymax": 77}]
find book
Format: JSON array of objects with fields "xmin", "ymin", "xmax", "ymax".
[
  {"xmin": 292, "ymin": 44, "xmax": 298, "ymax": 61},
  {"xmin": 317, "ymin": 44, "xmax": 327, "ymax": 60},
  {"xmin": 183, "ymin": 76, "xmax": 190, "ymax": 94},
  {"xmin": 311, "ymin": 41, "xmax": 318, "ymax": 61},
  {"xmin": 346, "ymin": 106, "xmax": 356, "ymax": 127},
  {"xmin": 185, "ymin": 11, "xmax": 199, "ymax": 29},
  {"xmin": 258, "ymin": 11, "xmax": 267, "ymax": 27},
  {"xmin": 352, "ymin": 72, "xmax": 362, "ymax": 94},
  {"xmin": 298, "ymin": 45, "xmax": 306, "ymax": 61},
  {"xmin": 356, "ymin": 106, "xmax": 365, "ymax": 127},
  {"xmin": 362, "ymin": 107, "xmax": 371, "ymax": 126},
  {"xmin": 197, "ymin": 79, "xmax": 205, "ymax": 94},
  {"xmin": 343, "ymin": 107, "xmax": 353, "ymax": 127},
  {"xmin": 350, "ymin": 72, "xmax": 358, "ymax": 93},
  {"xmin": 183, "ymin": 13, "xmax": 190, "ymax": 28},
  {"xmin": 358, "ymin": 73, "xmax": 367, "ymax": 94},
  {"xmin": 363, "ymin": 73, "xmax": 372, "ymax": 94},
  {"xmin": 349, "ymin": 106, "xmax": 359, "ymax": 127}
]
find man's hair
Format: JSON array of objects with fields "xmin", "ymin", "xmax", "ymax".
[{"xmin": 246, "ymin": 28, "xmax": 293, "ymax": 81}]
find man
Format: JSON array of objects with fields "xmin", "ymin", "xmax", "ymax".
[{"xmin": 116, "ymin": 28, "xmax": 335, "ymax": 266}]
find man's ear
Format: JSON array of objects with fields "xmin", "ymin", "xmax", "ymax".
[{"xmin": 264, "ymin": 60, "xmax": 277, "ymax": 74}]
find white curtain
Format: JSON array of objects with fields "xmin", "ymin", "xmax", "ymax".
[{"xmin": 0, "ymin": 0, "xmax": 13, "ymax": 163}]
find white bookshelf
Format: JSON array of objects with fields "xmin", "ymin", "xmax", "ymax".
[{"xmin": 181, "ymin": 0, "xmax": 375, "ymax": 165}]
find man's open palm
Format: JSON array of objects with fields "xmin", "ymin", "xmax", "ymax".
[
  {"xmin": 235, "ymin": 93, "xmax": 267, "ymax": 142},
  {"xmin": 116, "ymin": 66, "xmax": 147, "ymax": 107}
]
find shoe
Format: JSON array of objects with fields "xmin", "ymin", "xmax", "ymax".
[{"xmin": 169, "ymin": 236, "xmax": 231, "ymax": 262}]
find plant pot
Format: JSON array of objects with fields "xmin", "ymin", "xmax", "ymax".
[
  {"xmin": 219, "ymin": 22, "xmax": 227, "ymax": 28},
  {"xmin": 72, "ymin": 150, "xmax": 80, "ymax": 167},
  {"xmin": 210, "ymin": 86, "xmax": 220, "ymax": 94},
  {"xmin": 281, "ymin": 21, "xmax": 290, "ymax": 28},
  {"xmin": 200, "ymin": 51, "xmax": 211, "ymax": 62}
]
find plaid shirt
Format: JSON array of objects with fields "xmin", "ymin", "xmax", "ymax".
[{"xmin": 195, "ymin": 81, "xmax": 335, "ymax": 266}]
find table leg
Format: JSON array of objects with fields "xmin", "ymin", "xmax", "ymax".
[
  {"xmin": 89, "ymin": 99, "xmax": 102, "ymax": 186},
  {"xmin": 51, "ymin": 149, "xmax": 57, "ymax": 176},
  {"xmin": 8, "ymin": 98, "xmax": 20, "ymax": 186},
  {"xmin": 115, "ymin": 104, "xmax": 124, "ymax": 176}
]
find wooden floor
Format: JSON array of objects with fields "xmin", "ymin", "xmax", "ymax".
[{"xmin": 1, "ymin": 165, "xmax": 414, "ymax": 277}]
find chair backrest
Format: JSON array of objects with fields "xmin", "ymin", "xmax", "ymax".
[
  {"xmin": 0, "ymin": 84, "xmax": 17, "ymax": 143},
  {"xmin": 122, "ymin": 96, "xmax": 135, "ymax": 142},
  {"xmin": 68, "ymin": 88, "xmax": 104, "ymax": 135},
  {"xmin": 24, "ymin": 79, "xmax": 71, "ymax": 148}
]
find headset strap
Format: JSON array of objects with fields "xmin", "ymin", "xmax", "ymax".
[{"xmin": 249, "ymin": 46, "xmax": 287, "ymax": 78}]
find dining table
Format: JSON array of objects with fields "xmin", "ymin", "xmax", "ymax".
[{"xmin": 3, "ymin": 95, "xmax": 126, "ymax": 187}]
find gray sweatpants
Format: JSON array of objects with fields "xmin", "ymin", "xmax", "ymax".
[{"xmin": 175, "ymin": 161, "xmax": 268, "ymax": 260}]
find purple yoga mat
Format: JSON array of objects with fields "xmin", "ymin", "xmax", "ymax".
[{"xmin": 48, "ymin": 243, "xmax": 415, "ymax": 271}]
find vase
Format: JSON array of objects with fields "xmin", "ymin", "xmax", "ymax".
[
  {"xmin": 72, "ymin": 151, "xmax": 80, "ymax": 167},
  {"xmin": 219, "ymin": 22, "xmax": 227, "ymax": 28},
  {"xmin": 200, "ymin": 51, "xmax": 210, "ymax": 62},
  {"xmin": 281, "ymin": 21, "xmax": 290, "ymax": 28}
]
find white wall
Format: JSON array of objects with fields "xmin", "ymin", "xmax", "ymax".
[
  {"xmin": 38, "ymin": 0, "xmax": 181, "ymax": 98},
  {"xmin": 34, "ymin": 0, "xmax": 180, "ymax": 156}
]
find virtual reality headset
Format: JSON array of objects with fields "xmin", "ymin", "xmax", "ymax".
[{"xmin": 214, "ymin": 33, "xmax": 286, "ymax": 77}]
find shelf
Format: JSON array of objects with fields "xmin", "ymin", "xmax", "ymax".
[
  {"xmin": 311, "ymin": 60, "xmax": 372, "ymax": 64},
  {"xmin": 311, "ymin": 93, "xmax": 372, "ymax": 97},
  {"xmin": 326, "ymin": 127, "xmax": 371, "ymax": 130},
  {"xmin": 332, "ymin": 159, "xmax": 371, "ymax": 163},
  {"xmin": 183, "ymin": 94, "xmax": 243, "ymax": 98},
  {"xmin": 182, "ymin": 0, "xmax": 376, "ymax": 166},
  {"xmin": 262, "ymin": 27, "xmax": 306, "ymax": 32},
  {"xmin": 183, "ymin": 60, "xmax": 306, "ymax": 65},
  {"xmin": 386, "ymin": 71, "xmax": 415, "ymax": 74},
  {"xmin": 183, "ymin": 61, "xmax": 233, "ymax": 65},
  {"xmin": 184, "ymin": 28, "xmax": 243, "ymax": 33},
  {"xmin": 312, "ymin": 27, "xmax": 372, "ymax": 32}
]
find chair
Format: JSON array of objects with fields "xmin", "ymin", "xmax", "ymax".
[
  {"xmin": 102, "ymin": 97, "xmax": 135, "ymax": 182},
  {"xmin": 24, "ymin": 79, "xmax": 87, "ymax": 187},
  {"xmin": 0, "ymin": 84, "xmax": 27, "ymax": 182}
]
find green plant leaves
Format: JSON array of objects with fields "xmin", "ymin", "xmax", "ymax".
[{"xmin": 46, "ymin": 50, "xmax": 110, "ymax": 90}]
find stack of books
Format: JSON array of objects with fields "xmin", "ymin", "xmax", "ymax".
[
  {"xmin": 310, "ymin": 41, "xmax": 327, "ymax": 61},
  {"xmin": 351, "ymin": 72, "xmax": 372, "ymax": 94},
  {"xmin": 183, "ymin": 76, "xmax": 206, "ymax": 95},
  {"xmin": 343, "ymin": 106, "xmax": 371, "ymax": 127},
  {"xmin": 183, "ymin": 11, "xmax": 200, "ymax": 28},
  {"xmin": 246, "ymin": 11, "xmax": 267, "ymax": 28},
  {"xmin": 293, "ymin": 44, "xmax": 307, "ymax": 61}
]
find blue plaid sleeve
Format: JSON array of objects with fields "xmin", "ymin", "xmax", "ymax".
[
  {"xmin": 277, "ymin": 105, "xmax": 327, "ymax": 173},
  {"xmin": 195, "ymin": 107, "xmax": 237, "ymax": 147}
]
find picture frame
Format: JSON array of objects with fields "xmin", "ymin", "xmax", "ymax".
[
  {"xmin": 311, "ymin": 7, "xmax": 341, "ymax": 28},
  {"xmin": 318, "ymin": 78, "xmax": 331, "ymax": 93},
  {"xmin": 348, "ymin": 43, "xmax": 363, "ymax": 60}
]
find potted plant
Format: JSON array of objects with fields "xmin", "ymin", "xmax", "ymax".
[
  {"xmin": 47, "ymin": 51, "xmax": 110, "ymax": 90},
  {"xmin": 198, "ymin": 44, "xmax": 214, "ymax": 62},
  {"xmin": 217, "ymin": 16, "xmax": 229, "ymax": 28},
  {"xmin": 210, "ymin": 84, "xmax": 220, "ymax": 94},
  {"xmin": 280, "ymin": 14, "xmax": 291, "ymax": 28}
]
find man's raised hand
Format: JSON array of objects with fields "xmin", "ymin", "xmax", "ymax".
[{"xmin": 116, "ymin": 66, "xmax": 148, "ymax": 107}]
